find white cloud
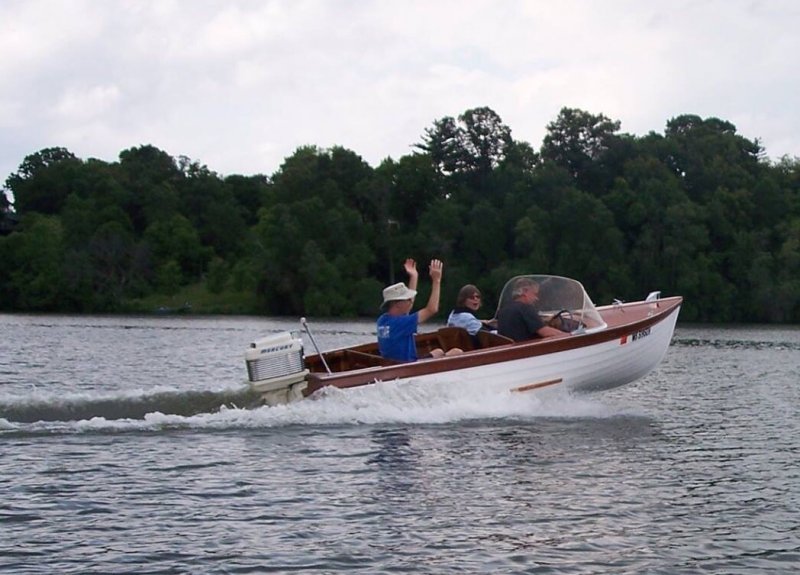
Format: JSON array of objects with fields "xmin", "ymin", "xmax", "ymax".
[
  {"xmin": 2, "ymin": 0, "xmax": 799, "ymax": 190},
  {"xmin": 51, "ymin": 84, "xmax": 122, "ymax": 120}
]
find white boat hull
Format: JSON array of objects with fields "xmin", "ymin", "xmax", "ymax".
[
  {"xmin": 244, "ymin": 279, "xmax": 682, "ymax": 405},
  {"xmin": 375, "ymin": 302, "xmax": 680, "ymax": 395}
]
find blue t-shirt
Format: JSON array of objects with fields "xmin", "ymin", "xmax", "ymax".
[{"xmin": 377, "ymin": 312, "xmax": 419, "ymax": 362}]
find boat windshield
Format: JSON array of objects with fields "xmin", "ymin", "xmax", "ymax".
[{"xmin": 494, "ymin": 275, "xmax": 607, "ymax": 334}]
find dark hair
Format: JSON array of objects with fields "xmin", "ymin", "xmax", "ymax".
[{"xmin": 456, "ymin": 284, "xmax": 481, "ymax": 307}]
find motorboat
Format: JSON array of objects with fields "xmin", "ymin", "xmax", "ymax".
[{"xmin": 244, "ymin": 275, "xmax": 682, "ymax": 405}]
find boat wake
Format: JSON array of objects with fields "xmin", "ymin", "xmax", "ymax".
[
  {"xmin": 0, "ymin": 377, "xmax": 640, "ymax": 436},
  {"xmin": 0, "ymin": 385, "xmax": 263, "ymax": 425}
]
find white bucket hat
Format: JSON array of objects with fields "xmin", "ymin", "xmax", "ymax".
[{"xmin": 381, "ymin": 282, "xmax": 417, "ymax": 309}]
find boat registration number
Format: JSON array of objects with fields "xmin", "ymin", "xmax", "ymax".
[{"xmin": 621, "ymin": 327, "xmax": 650, "ymax": 345}]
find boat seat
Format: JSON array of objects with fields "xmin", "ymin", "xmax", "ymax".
[
  {"xmin": 344, "ymin": 349, "xmax": 401, "ymax": 369},
  {"xmin": 436, "ymin": 326, "xmax": 475, "ymax": 352},
  {"xmin": 476, "ymin": 330, "xmax": 514, "ymax": 348}
]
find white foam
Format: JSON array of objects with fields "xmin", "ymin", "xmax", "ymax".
[
  {"xmin": 2, "ymin": 377, "xmax": 633, "ymax": 434},
  {"xmin": 0, "ymin": 383, "xmax": 249, "ymax": 406}
]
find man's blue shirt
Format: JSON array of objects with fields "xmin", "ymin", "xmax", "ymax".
[{"xmin": 377, "ymin": 312, "xmax": 419, "ymax": 361}]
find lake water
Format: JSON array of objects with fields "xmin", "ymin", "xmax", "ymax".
[{"xmin": 1, "ymin": 314, "xmax": 798, "ymax": 574}]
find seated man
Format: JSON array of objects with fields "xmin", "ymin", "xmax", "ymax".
[
  {"xmin": 496, "ymin": 278, "xmax": 569, "ymax": 341},
  {"xmin": 377, "ymin": 258, "xmax": 462, "ymax": 362}
]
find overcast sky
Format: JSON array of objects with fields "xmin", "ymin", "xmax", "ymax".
[{"xmin": 2, "ymin": 0, "xmax": 798, "ymax": 191}]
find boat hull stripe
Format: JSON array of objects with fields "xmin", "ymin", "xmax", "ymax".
[{"xmin": 510, "ymin": 378, "xmax": 563, "ymax": 393}]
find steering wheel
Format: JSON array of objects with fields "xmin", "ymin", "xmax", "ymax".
[{"xmin": 549, "ymin": 309, "xmax": 583, "ymax": 333}]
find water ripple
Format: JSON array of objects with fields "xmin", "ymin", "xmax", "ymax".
[{"xmin": 1, "ymin": 317, "xmax": 798, "ymax": 573}]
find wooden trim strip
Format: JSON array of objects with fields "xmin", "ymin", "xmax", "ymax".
[{"xmin": 510, "ymin": 378, "xmax": 563, "ymax": 393}]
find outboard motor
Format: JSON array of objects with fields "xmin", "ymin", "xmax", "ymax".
[{"xmin": 245, "ymin": 332, "xmax": 308, "ymax": 404}]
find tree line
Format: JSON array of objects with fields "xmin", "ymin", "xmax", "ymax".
[{"xmin": 1, "ymin": 107, "xmax": 799, "ymax": 322}]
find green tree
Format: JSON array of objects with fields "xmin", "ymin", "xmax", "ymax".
[
  {"xmin": 1, "ymin": 107, "xmax": 798, "ymax": 322},
  {"xmin": 3, "ymin": 214, "xmax": 66, "ymax": 310},
  {"xmin": 88, "ymin": 220, "xmax": 137, "ymax": 309},
  {"xmin": 206, "ymin": 257, "xmax": 228, "ymax": 294},
  {"xmin": 662, "ymin": 115, "xmax": 763, "ymax": 203},
  {"xmin": 417, "ymin": 107, "xmax": 515, "ymax": 203},
  {"xmin": 224, "ymin": 174, "xmax": 270, "ymax": 225},
  {"xmin": 379, "ymin": 154, "xmax": 443, "ymax": 227},
  {"xmin": 763, "ymin": 218, "xmax": 800, "ymax": 321},
  {"xmin": 418, "ymin": 107, "xmax": 513, "ymax": 176},
  {"xmin": 117, "ymin": 145, "xmax": 183, "ymax": 233},
  {"xmin": 143, "ymin": 214, "xmax": 209, "ymax": 284},
  {"xmin": 249, "ymin": 146, "xmax": 382, "ymax": 315},
  {"xmin": 156, "ymin": 260, "xmax": 182, "ymax": 295},
  {"xmin": 5, "ymin": 147, "xmax": 83, "ymax": 215},
  {"xmin": 541, "ymin": 107, "xmax": 622, "ymax": 196},
  {"xmin": 412, "ymin": 198, "xmax": 466, "ymax": 264},
  {"xmin": 605, "ymin": 155, "xmax": 707, "ymax": 305},
  {"xmin": 177, "ymin": 162, "xmax": 246, "ymax": 259},
  {"xmin": 550, "ymin": 188, "xmax": 629, "ymax": 301}
]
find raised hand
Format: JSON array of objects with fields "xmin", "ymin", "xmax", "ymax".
[
  {"xmin": 403, "ymin": 258, "xmax": 418, "ymax": 279},
  {"xmin": 429, "ymin": 259, "xmax": 443, "ymax": 282}
]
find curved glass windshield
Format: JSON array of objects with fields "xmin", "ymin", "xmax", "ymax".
[{"xmin": 494, "ymin": 275, "xmax": 607, "ymax": 334}]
